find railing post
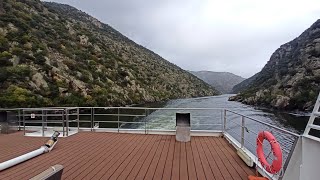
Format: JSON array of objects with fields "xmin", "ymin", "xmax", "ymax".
[
  {"xmin": 62, "ymin": 110, "xmax": 65, "ymax": 137},
  {"xmin": 241, "ymin": 116, "xmax": 245, "ymax": 148},
  {"xmin": 92, "ymin": 108, "xmax": 95, "ymax": 131},
  {"xmin": 117, "ymin": 108, "xmax": 120, "ymax": 133},
  {"xmin": 145, "ymin": 109, "xmax": 148, "ymax": 135},
  {"xmin": 90, "ymin": 108, "xmax": 93, "ymax": 132},
  {"xmin": 223, "ymin": 109, "xmax": 227, "ymax": 132},
  {"xmin": 42, "ymin": 110, "xmax": 44, "ymax": 137},
  {"xmin": 66, "ymin": 109, "xmax": 69, "ymax": 137},
  {"xmin": 77, "ymin": 108, "xmax": 80, "ymax": 131},
  {"xmin": 23, "ymin": 110, "xmax": 25, "ymax": 135},
  {"xmin": 18, "ymin": 109, "xmax": 21, "ymax": 131}
]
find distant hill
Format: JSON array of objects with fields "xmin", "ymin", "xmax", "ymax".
[
  {"xmin": 0, "ymin": 0, "xmax": 218, "ymax": 107},
  {"xmin": 190, "ymin": 71, "xmax": 245, "ymax": 94},
  {"xmin": 230, "ymin": 19, "xmax": 320, "ymax": 111}
]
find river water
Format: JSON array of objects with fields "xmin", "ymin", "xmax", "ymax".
[{"xmin": 137, "ymin": 94, "xmax": 309, "ymax": 134}]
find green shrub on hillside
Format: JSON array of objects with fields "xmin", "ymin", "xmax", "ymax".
[{"xmin": 0, "ymin": 85, "xmax": 47, "ymax": 107}]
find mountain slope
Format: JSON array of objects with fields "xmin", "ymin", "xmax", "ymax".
[
  {"xmin": 0, "ymin": 0, "xmax": 218, "ymax": 107},
  {"xmin": 190, "ymin": 71, "xmax": 245, "ymax": 94},
  {"xmin": 230, "ymin": 20, "xmax": 320, "ymax": 111}
]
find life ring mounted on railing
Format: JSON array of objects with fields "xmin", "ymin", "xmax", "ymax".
[{"xmin": 256, "ymin": 131, "xmax": 283, "ymax": 174}]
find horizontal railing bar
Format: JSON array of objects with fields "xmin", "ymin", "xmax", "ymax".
[
  {"xmin": 22, "ymin": 115, "xmax": 64, "ymax": 117},
  {"xmin": 191, "ymin": 123, "xmax": 222, "ymax": 126},
  {"xmin": 119, "ymin": 121, "xmax": 145, "ymax": 124},
  {"xmin": 24, "ymin": 122, "xmax": 63, "ymax": 124},
  {"xmin": 22, "ymin": 108, "xmax": 65, "ymax": 111},
  {"xmin": 93, "ymin": 121, "xmax": 118, "ymax": 123},
  {"xmin": 93, "ymin": 114, "xmax": 146, "ymax": 117},
  {"xmin": 30, "ymin": 106, "xmax": 224, "ymax": 110},
  {"xmin": 97, "ymin": 107, "xmax": 224, "ymax": 110},
  {"xmin": 226, "ymin": 110, "xmax": 299, "ymax": 137}
]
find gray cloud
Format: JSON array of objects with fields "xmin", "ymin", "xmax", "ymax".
[{"xmin": 48, "ymin": 0, "xmax": 320, "ymax": 78}]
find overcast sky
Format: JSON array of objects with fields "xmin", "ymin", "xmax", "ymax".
[{"xmin": 49, "ymin": 0, "xmax": 320, "ymax": 78}]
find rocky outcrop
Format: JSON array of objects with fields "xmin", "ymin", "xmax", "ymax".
[
  {"xmin": 0, "ymin": 0, "xmax": 217, "ymax": 107},
  {"xmin": 190, "ymin": 71, "xmax": 245, "ymax": 94},
  {"xmin": 230, "ymin": 20, "xmax": 320, "ymax": 111}
]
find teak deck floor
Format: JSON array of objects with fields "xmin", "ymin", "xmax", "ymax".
[{"xmin": 0, "ymin": 132, "xmax": 255, "ymax": 180}]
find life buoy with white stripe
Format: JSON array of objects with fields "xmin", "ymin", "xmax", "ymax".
[{"xmin": 256, "ymin": 131, "xmax": 282, "ymax": 174}]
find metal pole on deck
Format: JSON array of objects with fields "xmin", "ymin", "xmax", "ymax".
[
  {"xmin": 66, "ymin": 109, "xmax": 69, "ymax": 137},
  {"xmin": 62, "ymin": 110, "xmax": 65, "ymax": 137},
  {"xmin": 18, "ymin": 109, "xmax": 21, "ymax": 131},
  {"xmin": 144, "ymin": 109, "xmax": 147, "ymax": 134},
  {"xmin": 23, "ymin": 110, "xmax": 25, "ymax": 135},
  {"xmin": 220, "ymin": 109, "xmax": 223, "ymax": 131},
  {"xmin": 241, "ymin": 116, "xmax": 245, "ymax": 148},
  {"xmin": 77, "ymin": 108, "xmax": 80, "ymax": 131},
  {"xmin": 223, "ymin": 109, "xmax": 227, "ymax": 132},
  {"xmin": 117, "ymin": 108, "xmax": 120, "ymax": 133},
  {"xmin": 92, "ymin": 108, "xmax": 95, "ymax": 131},
  {"xmin": 42, "ymin": 110, "xmax": 44, "ymax": 137},
  {"xmin": 91, "ymin": 108, "xmax": 93, "ymax": 132}
]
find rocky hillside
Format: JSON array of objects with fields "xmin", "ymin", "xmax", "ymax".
[
  {"xmin": 190, "ymin": 71, "xmax": 245, "ymax": 94},
  {"xmin": 230, "ymin": 20, "xmax": 320, "ymax": 111},
  {"xmin": 0, "ymin": 0, "xmax": 218, "ymax": 107}
]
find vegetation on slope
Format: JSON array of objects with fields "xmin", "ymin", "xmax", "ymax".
[
  {"xmin": 0, "ymin": 0, "xmax": 218, "ymax": 107},
  {"xmin": 230, "ymin": 20, "xmax": 320, "ymax": 111}
]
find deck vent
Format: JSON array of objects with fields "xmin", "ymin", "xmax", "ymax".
[{"xmin": 176, "ymin": 113, "xmax": 191, "ymax": 142}]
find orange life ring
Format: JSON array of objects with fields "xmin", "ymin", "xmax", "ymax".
[{"xmin": 256, "ymin": 131, "xmax": 282, "ymax": 174}]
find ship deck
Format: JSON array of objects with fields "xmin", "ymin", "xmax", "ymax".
[{"xmin": 0, "ymin": 131, "xmax": 255, "ymax": 180}]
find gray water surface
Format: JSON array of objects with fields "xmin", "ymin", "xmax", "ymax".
[{"xmin": 137, "ymin": 94, "xmax": 309, "ymax": 134}]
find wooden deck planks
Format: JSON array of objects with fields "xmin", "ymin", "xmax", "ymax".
[
  {"xmin": 65, "ymin": 133, "xmax": 134, "ymax": 179},
  {"xmin": 171, "ymin": 140, "xmax": 181, "ymax": 180},
  {"xmin": 108, "ymin": 135, "xmax": 154, "ymax": 180},
  {"xmin": 99, "ymin": 134, "xmax": 150, "ymax": 179},
  {"xmin": 204, "ymin": 137, "xmax": 234, "ymax": 180},
  {"xmin": 160, "ymin": 135, "xmax": 176, "ymax": 180},
  {"xmin": 116, "ymin": 135, "xmax": 158, "ymax": 180},
  {"xmin": 152, "ymin": 135, "xmax": 172, "ymax": 180},
  {"xmin": 179, "ymin": 142, "xmax": 188, "ymax": 180},
  {"xmin": 185, "ymin": 141, "xmax": 197, "ymax": 180},
  {"xmin": 194, "ymin": 137, "xmax": 216, "ymax": 179},
  {"xmin": 80, "ymin": 134, "xmax": 137, "ymax": 180},
  {"xmin": 199, "ymin": 137, "xmax": 225, "ymax": 180},
  {"xmin": 76, "ymin": 134, "xmax": 132, "ymax": 179},
  {"xmin": 143, "ymin": 135, "xmax": 169, "ymax": 180},
  {"xmin": 129, "ymin": 135, "xmax": 163, "ymax": 180},
  {"xmin": 208, "ymin": 137, "xmax": 243, "ymax": 179},
  {"xmin": 0, "ymin": 132, "xmax": 256, "ymax": 180},
  {"xmin": 86, "ymin": 134, "xmax": 145, "ymax": 179},
  {"xmin": 190, "ymin": 137, "xmax": 207, "ymax": 180}
]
